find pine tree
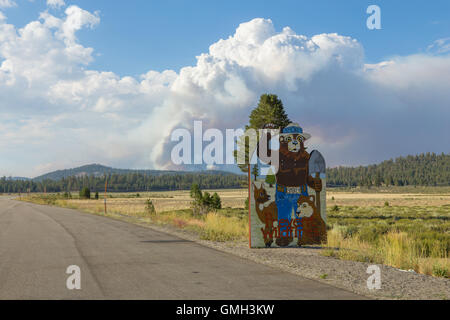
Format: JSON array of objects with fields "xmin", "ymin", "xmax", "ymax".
[
  {"xmin": 79, "ymin": 187, "xmax": 91, "ymax": 199},
  {"xmin": 248, "ymin": 94, "xmax": 291, "ymax": 130},
  {"xmin": 252, "ymin": 163, "xmax": 260, "ymax": 180},
  {"xmin": 211, "ymin": 193, "xmax": 222, "ymax": 210},
  {"xmin": 265, "ymin": 168, "xmax": 276, "ymax": 187},
  {"xmin": 234, "ymin": 94, "xmax": 291, "ymax": 173}
]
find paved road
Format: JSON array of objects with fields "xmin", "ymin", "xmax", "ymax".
[{"xmin": 0, "ymin": 197, "xmax": 364, "ymax": 300}]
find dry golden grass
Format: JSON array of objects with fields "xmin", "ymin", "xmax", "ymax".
[
  {"xmin": 325, "ymin": 226, "xmax": 449, "ymax": 277},
  {"xmin": 28, "ymin": 188, "xmax": 448, "ymax": 211},
  {"xmin": 325, "ymin": 188, "xmax": 450, "ymax": 278},
  {"xmin": 200, "ymin": 213, "xmax": 248, "ymax": 241},
  {"xmin": 41, "ymin": 189, "xmax": 248, "ymax": 216},
  {"xmin": 327, "ymin": 192, "xmax": 450, "ymax": 207}
]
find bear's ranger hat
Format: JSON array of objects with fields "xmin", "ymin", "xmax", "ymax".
[{"xmin": 281, "ymin": 123, "xmax": 311, "ymax": 140}]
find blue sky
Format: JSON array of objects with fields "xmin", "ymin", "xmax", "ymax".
[
  {"xmin": 0, "ymin": 0, "xmax": 449, "ymax": 177},
  {"xmin": 4, "ymin": 0, "xmax": 450, "ymax": 75}
]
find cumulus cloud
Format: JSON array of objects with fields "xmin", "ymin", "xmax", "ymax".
[
  {"xmin": 47, "ymin": 0, "xmax": 66, "ymax": 9},
  {"xmin": 0, "ymin": 9, "xmax": 449, "ymax": 177}
]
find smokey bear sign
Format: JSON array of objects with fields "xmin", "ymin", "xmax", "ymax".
[{"xmin": 250, "ymin": 123, "xmax": 327, "ymax": 248}]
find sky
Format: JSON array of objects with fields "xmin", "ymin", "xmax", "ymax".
[{"xmin": 0, "ymin": 0, "xmax": 449, "ymax": 177}]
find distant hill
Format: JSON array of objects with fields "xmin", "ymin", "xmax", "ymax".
[
  {"xmin": 327, "ymin": 152, "xmax": 449, "ymax": 187},
  {"xmin": 33, "ymin": 164, "xmax": 236, "ymax": 182}
]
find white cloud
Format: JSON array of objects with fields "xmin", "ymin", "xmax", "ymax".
[
  {"xmin": 58, "ymin": 5, "xmax": 99, "ymax": 44},
  {"xmin": 0, "ymin": 8, "xmax": 449, "ymax": 177},
  {"xmin": 47, "ymin": 0, "xmax": 66, "ymax": 9},
  {"xmin": 427, "ymin": 37, "xmax": 450, "ymax": 55},
  {"xmin": 0, "ymin": 0, "xmax": 16, "ymax": 9}
]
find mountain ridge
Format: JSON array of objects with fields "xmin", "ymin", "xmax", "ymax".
[{"xmin": 32, "ymin": 164, "xmax": 239, "ymax": 182}]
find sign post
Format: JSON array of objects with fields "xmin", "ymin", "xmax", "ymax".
[
  {"xmin": 248, "ymin": 164, "xmax": 251, "ymax": 248},
  {"xmin": 104, "ymin": 178, "xmax": 108, "ymax": 214}
]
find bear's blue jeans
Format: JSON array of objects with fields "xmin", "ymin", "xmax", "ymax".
[{"xmin": 276, "ymin": 184, "xmax": 309, "ymax": 228}]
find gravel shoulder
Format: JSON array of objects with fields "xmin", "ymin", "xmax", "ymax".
[{"xmin": 111, "ymin": 214, "xmax": 449, "ymax": 300}]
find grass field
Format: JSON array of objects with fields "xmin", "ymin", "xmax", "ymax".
[
  {"xmin": 22, "ymin": 187, "xmax": 450, "ymax": 278},
  {"xmin": 22, "ymin": 189, "xmax": 249, "ymax": 242}
]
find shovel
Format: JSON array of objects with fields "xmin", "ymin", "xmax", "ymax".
[{"xmin": 309, "ymin": 150, "xmax": 326, "ymax": 216}]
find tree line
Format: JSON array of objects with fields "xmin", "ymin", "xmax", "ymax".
[
  {"xmin": 2, "ymin": 152, "xmax": 448, "ymax": 193},
  {"xmin": 0, "ymin": 172, "xmax": 247, "ymax": 194},
  {"xmin": 327, "ymin": 152, "xmax": 449, "ymax": 187}
]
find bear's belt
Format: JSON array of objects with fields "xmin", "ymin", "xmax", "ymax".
[{"xmin": 277, "ymin": 184, "xmax": 307, "ymax": 194}]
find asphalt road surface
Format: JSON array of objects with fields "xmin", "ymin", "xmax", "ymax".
[{"xmin": 0, "ymin": 197, "xmax": 364, "ymax": 300}]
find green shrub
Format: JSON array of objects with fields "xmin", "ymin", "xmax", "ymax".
[
  {"xmin": 146, "ymin": 199, "xmax": 156, "ymax": 215},
  {"xmin": 321, "ymin": 249, "xmax": 336, "ymax": 257},
  {"xmin": 332, "ymin": 205, "xmax": 340, "ymax": 212},
  {"xmin": 190, "ymin": 184, "xmax": 222, "ymax": 214},
  {"xmin": 432, "ymin": 265, "xmax": 448, "ymax": 278},
  {"xmin": 359, "ymin": 225, "xmax": 390, "ymax": 242},
  {"xmin": 211, "ymin": 192, "xmax": 222, "ymax": 210},
  {"xmin": 79, "ymin": 187, "xmax": 91, "ymax": 199}
]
